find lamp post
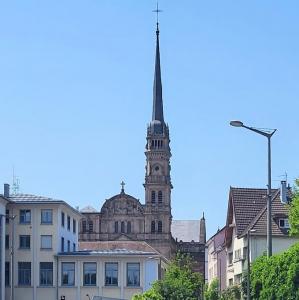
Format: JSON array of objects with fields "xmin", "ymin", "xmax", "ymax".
[
  {"xmin": 230, "ymin": 120, "xmax": 276, "ymax": 257},
  {"xmin": 247, "ymin": 229, "xmax": 256, "ymax": 300}
]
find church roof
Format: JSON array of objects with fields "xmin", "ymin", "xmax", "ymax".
[
  {"xmin": 80, "ymin": 205, "xmax": 98, "ymax": 213},
  {"xmin": 171, "ymin": 220, "xmax": 201, "ymax": 242}
]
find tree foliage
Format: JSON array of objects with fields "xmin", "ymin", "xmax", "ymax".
[
  {"xmin": 205, "ymin": 278, "xmax": 220, "ymax": 300},
  {"xmin": 132, "ymin": 253, "xmax": 204, "ymax": 300},
  {"xmin": 250, "ymin": 242, "xmax": 299, "ymax": 299},
  {"xmin": 289, "ymin": 179, "xmax": 299, "ymax": 236}
]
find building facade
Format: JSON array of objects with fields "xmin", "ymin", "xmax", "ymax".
[
  {"xmin": 225, "ymin": 186, "xmax": 298, "ymax": 287},
  {"xmin": 79, "ymin": 23, "xmax": 206, "ymax": 276}
]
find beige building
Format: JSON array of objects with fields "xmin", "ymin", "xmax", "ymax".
[
  {"xmin": 225, "ymin": 186, "xmax": 298, "ymax": 287},
  {"xmin": 57, "ymin": 247, "xmax": 165, "ymax": 300},
  {"xmin": 4, "ymin": 189, "xmax": 82, "ymax": 300}
]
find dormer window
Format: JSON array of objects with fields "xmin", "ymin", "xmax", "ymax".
[{"xmin": 279, "ymin": 218, "xmax": 290, "ymax": 229}]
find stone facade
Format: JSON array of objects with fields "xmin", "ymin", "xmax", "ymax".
[{"xmin": 79, "ymin": 23, "xmax": 206, "ymax": 276}]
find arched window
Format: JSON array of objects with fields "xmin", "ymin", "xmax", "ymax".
[
  {"xmin": 158, "ymin": 221, "xmax": 162, "ymax": 233},
  {"xmin": 151, "ymin": 191, "xmax": 156, "ymax": 204},
  {"xmin": 158, "ymin": 191, "xmax": 163, "ymax": 203},
  {"xmin": 151, "ymin": 221, "xmax": 155, "ymax": 233},
  {"xmin": 82, "ymin": 220, "xmax": 87, "ymax": 233},
  {"xmin": 114, "ymin": 221, "xmax": 119, "ymax": 233},
  {"xmin": 121, "ymin": 221, "xmax": 125, "ymax": 233},
  {"xmin": 127, "ymin": 221, "xmax": 131, "ymax": 234}
]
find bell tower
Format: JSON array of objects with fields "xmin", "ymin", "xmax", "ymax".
[{"xmin": 144, "ymin": 22, "xmax": 172, "ymax": 240}]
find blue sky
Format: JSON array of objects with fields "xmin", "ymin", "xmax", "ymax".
[{"xmin": 1, "ymin": 1, "xmax": 298, "ymax": 237}]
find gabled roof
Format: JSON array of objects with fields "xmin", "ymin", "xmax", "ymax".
[
  {"xmin": 226, "ymin": 187, "xmax": 289, "ymax": 244},
  {"xmin": 171, "ymin": 220, "xmax": 201, "ymax": 242}
]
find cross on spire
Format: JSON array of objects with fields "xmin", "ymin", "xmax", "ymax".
[
  {"xmin": 120, "ymin": 181, "xmax": 125, "ymax": 193},
  {"xmin": 152, "ymin": 2, "xmax": 162, "ymax": 31}
]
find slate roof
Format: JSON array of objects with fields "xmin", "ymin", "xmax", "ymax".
[
  {"xmin": 8, "ymin": 194, "xmax": 82, "ymax": 216},
  {"xmin": 171, "ymin": 220, "xmax": 200, "ymax": 242}
]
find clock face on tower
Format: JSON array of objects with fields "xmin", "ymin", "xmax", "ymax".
[{"xmin": 152, "ymin": 164, "xmax": 163, "ymax": 175}]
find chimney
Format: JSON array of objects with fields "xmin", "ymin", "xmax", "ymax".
[
  {"xmin": 280, "ymin": 180, "xmax": 288, "ymax": 204},
  {"xmin": 4, "ymin": 183, "xmax": 10, "ymax": 198},
  {"xmin": 199, "ymin": 212, "xmax": 206, "ymax": 244}
]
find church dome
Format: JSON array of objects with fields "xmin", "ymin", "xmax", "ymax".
[{"xmin": 100, "ymin": 192, "xmax": 144, "ymax": 217}]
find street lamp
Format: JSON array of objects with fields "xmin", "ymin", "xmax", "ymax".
[
  {"xmin": 247, "ymin": 229, "xmax": 256, "ymax": 300},
  {"xmin": 230, "ymin": 120, "xmax": 276, "ymax": 257}
]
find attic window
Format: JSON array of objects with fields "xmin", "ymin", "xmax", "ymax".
[{"xmin": 279, "ymin": 218, "xmax": 290, "ymax": 229}]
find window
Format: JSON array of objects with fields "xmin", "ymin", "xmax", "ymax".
[
  {"xmin": 18, "ymin": 262, "xmax": 31, "ymax": 285},
  {"xmin": 105, "ymin": 263, "xmax": 118, "ymax": 286},
  {"xmin": 61, "ymin": 237, "xmax": 65, "ymax": 252},
  {"xmin": 151, "ymin": 221, "xmax": 155, "ymax": 233},
  {"xmin": 67, "ymin": 216, "xmax": 71, "ymax": 230},
  {"xmin": 82, "ymin": 220, "xmax": 87, "ymax": 233},
  {"xmin": 41, "ymin": 209, "xmax": 52, "ymax": 224},
  {"xmin": 234, "ymin": 274, "xmax": 242, "ymax": 284},
  {"xmin": 88, "ymin": 220, "xmax": 93, "ymax": 233},
  {"xmin": 73, "ymin": 219, "xmax": 76, "ymax": 233},
  {"xmin": 228, "ymin": 252, "xmax": 233, "ymax": 265},
  {"xmin": 5, "ymin": 262, "xmax": 9, "ymax": 286},
  {"xmin": 61, "ymin": 262, "xmax": 75, "ymax": 286},
  {"xmin": 19, "ymin": 235, "xmax": 30, "ymax": 249},
  {"xmin": 279, "ymin": 218, "xmax": 290, "ymax": 229},
  {"xmin": 127, "ymin": 221, "xmax": 131, "ymax": 234},
  {"xmin": 114, "ymin": 221, "xmax": 118, "ymax": 233},
  {"xmin": 158, "ymin": 221, "xmax": 162, "ymax": 233},
  {"xmin": 61, "ymin": 212, "xmax": 65, "ymax": 227},
  {"xmin": 6, "ymin": 209, "xmax": 9, "ymax": 224},
  {"xmin": 229, "ymin": 278, "xmax": 233, "ymax": 286},
  {"xmin": 234, "ymin": 249, "xmax": 242, "ymax": 260},
  {"xmin": 158, "ymin": 191, "xmax": 163, "ymax": 203},
  {"xmin": 83, "ymin": 263, "xmax": 97, "ymax": 286},
  {"xmin": 5, "ymin": 235, "xmax": 9, "ymax": 249},
  {"xmin": 41, "ymin": 235, "xmax": 52, "ymax": 249},
  {"xmin": 127, "ymin": 263, "xmax": 140, "ymax": 286},
  {"xmin": 40, "ymin": 262, "xmax": 53, "ymax": 286},
  {"xmin": 121, "ymin": 221, "xmax": 125, "ymax": 233},
  {"xmin": 67, "ymin": 240, "xmax": 70, "ymax": 252},
  {"xmin": 20, "ymin": 209, "xmax": 31, "ymax": 224},
  {"xmin": 73, "ymin": 243, "xmax": 76, "ymax": 252},
  {"xmin": 151, "ymin": 191, "xmax": 156, "ymax": 203}
]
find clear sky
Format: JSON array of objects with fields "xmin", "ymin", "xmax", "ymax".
[{"xmin": 1, "ymin": 1, "xmax": 298, "ymax": 238}]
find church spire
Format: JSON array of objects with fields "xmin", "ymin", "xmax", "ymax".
[{"xmin": 152, "ymin": 22, "xmax": 164, "ymax": 122}]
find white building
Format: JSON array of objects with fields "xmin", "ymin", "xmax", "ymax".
[{"xmin": 225, "ymin": 187, "xmax": 298, "ymax": 287}]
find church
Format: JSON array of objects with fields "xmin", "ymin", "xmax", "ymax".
[{"xmin": 79, "ymin": 22, "xmax": 206, "ymax": 276}]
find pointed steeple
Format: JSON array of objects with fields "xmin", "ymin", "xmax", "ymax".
[{"xmin": 152, "ymin": 23, "xmax": 164, "ymax": 123}]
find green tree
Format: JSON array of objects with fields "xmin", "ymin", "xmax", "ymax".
[
  {"xmin": 205, "ymin": 278, "xmax": 220, "ymax": 300},
  {"xmin": 250, "ymin": 242, "xmax": 299, "ymax": 299},
  {"xmin": 289, "ymin": 179, "xmax": 299, "ymax": 236},
  {"xmin": 133, "ymin": 253, "xmax": 204, "ymax": 300}
]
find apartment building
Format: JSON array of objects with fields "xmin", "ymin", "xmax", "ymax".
[
  {"xmin": 225, "ymin": 187, "xmax": 298, "ymax": 287},
  {"xmin": 206, "ymin": 226, "xmax": 226, "ymax": 291},
  {"xmin": 4, "ymin": 188, "xmax": 82, "ymax": 300}
]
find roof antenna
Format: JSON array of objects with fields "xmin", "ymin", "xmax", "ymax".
[{"xmin": 12, "ymin": 166, "xmax": 20, "ymax": 195}]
